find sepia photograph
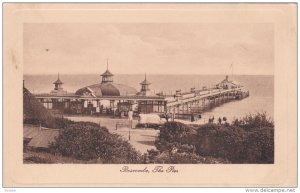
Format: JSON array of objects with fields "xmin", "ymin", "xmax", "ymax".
[
  {"xmin": 23, "ymin": 22, "xmax": 274, "ymax": 164},
  {"xmin": 3, "ymin": 3, "xmax": 297, "ymax": 187}
]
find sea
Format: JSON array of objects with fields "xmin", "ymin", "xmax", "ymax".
[{"xmin": 23, "ymin": 74, "xmax": 274, "ymax": 123}]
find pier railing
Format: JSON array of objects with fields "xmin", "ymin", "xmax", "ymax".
[{"xmin": 166, "ymin": 87, "xmax": 242, "ymax": 107}]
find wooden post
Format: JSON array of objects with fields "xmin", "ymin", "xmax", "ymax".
[{"xmin": 128, "ymin": 120, "xmax": 131, "ymax": 141}]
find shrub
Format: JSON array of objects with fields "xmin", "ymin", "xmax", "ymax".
[
  {"xmin": 49, "ymin": 122, "xmax": 143, "ymax": 163},
  {"xmin": 196, "ymin": 124, "xmax": 274, "ymax": 163},
  {"xmin": 201, "ymin": 156, "xmax": 231, "ymax": 164},
  {"xmin": 135, "ymin": 123, "xmax": 162, "ymax": 130},
  {"xmin": 232, "ymin": 112, "xmax": 274, "ymax": 130},
  {"xmin": 155, "ymin": 122, "xmax": 197, "ymax": 152},
  {"xmin": 145, "ymin": 149, "xmax": 230, "ymax": 164},
  {"xmin": 23, "ymin": 87, "xmax": 75, "ymax": 129},
  {"xmin": 23, "ymin": 87, "xmax": 54, "ymax": 125},
  {"xmin": 155, "ymin": 152, "xmax": 204, "ymax": 164},
  {"xmin": 154, "ymin": 113, "xmax": 274, "ymax": 164},
  {"xmin": 145, "ymin": 149, "xmax": 205, "ymax": 164},
  {"xmin": 24, "ymin": 155, "xmax": 54, "ymax": 164},
  {"xmin": 242, "ymin": 127, "xmax": 274, "ymax": 163},
  {"xmin": 196, "ymin": 124, "xmax": 248, "ymax": 162},
  {"xmin": 46, "ymin": 117, "xmax": 75, "ymax": 129}
]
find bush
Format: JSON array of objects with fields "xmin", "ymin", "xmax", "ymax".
[
  {"xmin": 232, "ymin": 112, "xmax": 274, "ymax": 130},
  {"xmin": 23, "ymin": 87, "xmax": 75, "ymax": 129},
  {"xmin": 153, "ymin": 151, "xmax": 204, "ymax": 164},
  {"xmin": 135, "ymin": 123, "xmax": 162, "ymax": 130},
  {"xmin": 145, "ymin": 149, "xmax": 230, "ymax": 164},
  {"xmin": 155, "ymin": 122, "xmax": 197, "ymax": 152},
  {"xmin": 45, "ymin": 117, "xmax": 74, "ymax": 129},
  {"xmin": 201, "ymin": 156, "xmax": 231, "ymax": 164},
  {"xmin": 196, "ymin": 124, "xmax": 247, "ymax": 162},
  {"xmin": 196, "ymin": 124, "xmax": 274, "ymax": 163},
  {"xmin": 23, "ymin": 87, "xmax": 53, "ymax": 125},
  {"xmin": 154, "ymin": 114, "xmax": 274, "ymax": 164},
  {"xmin": 49, "ymin": 122, "xmax": 143, "ymax": 163},
  {"xmin": 24, "ymin": 155, "xmax": 54, "ymax": 164},
  {"xmin": 242, "ymin": 127, "xmax": 274, "ymax": 163},
  {"xmin": 145, "ymin": 149, "xmax": 204, "ymax": 164}
]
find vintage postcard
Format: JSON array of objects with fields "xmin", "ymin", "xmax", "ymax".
[{"xmin": 3, "ymin": 3, "xmax": 297, "ymax": 187}]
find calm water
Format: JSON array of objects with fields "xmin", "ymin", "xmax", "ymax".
[{"xmin": 24, "ymin": 74, "xmax": 274, "ymax": 122}]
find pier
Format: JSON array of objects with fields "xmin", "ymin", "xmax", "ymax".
[
  {"xmin": 32, "ymin": 67, "xmax": 249, "ymax": 119},
  {"xmin": 164, "ymin": 86, "xmax": 249, "ymax": 120}
]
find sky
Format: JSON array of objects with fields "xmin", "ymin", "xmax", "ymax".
[{"xmin": 23, "ymin": 23, "xmax": 274, "ymax": 75}]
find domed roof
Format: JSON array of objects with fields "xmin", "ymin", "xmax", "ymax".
[
  {"xmin": 53, "ymin": 73, "xmax": 63, "ymax": 84},
  {"xmin": 140, "ymin": 73, "xmax": 151, "ymax": 85},
  {"xmin": 53, "ymin": 79, "xmax": 63, "ymax": 84},
  {"xmin": 101, "ymin": 69, "xmax": 114, "ymax": 77},
  {"xmin": 75, "ymin": 82, "xmax": 138, "ymax": 97},
  {"xmin": 140, "ymin": 79, "xmax": 151, "ymax": 85}
]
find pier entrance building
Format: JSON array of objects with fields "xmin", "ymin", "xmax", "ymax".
[{"xmin": 34, "ymin": 66, "xmax": 166, "ymax": 116}]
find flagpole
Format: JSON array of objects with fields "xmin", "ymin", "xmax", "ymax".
[{"xmin": 231, "ymin": 63, "xmax": 233, "ymax": 78}]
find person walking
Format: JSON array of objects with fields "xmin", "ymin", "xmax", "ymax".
[{"xmin": 218, "ymin": 117, "xmax": 222, "ymax": 124}]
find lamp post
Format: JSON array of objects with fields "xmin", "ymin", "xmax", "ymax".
[{"xmin": 128, "ymin": 110, "xmax": 133, "ymax": 141}]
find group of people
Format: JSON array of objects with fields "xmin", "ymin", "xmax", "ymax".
[{"xmin": 209, "ymin": 116, "xmax": 228, "ymax": 124}]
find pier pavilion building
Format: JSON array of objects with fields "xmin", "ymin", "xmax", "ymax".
[
  {"xmin": 216, "ymin": 75, "xmax": 240, "ymax": 89},
  {"xmin": 34, "ymin": 67, "xmax": 166, "ymax": 116}
]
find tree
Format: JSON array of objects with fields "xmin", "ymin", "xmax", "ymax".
[{"xmin": 49, "ymin": 122, "xmax": 143, "ymax": 163}]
